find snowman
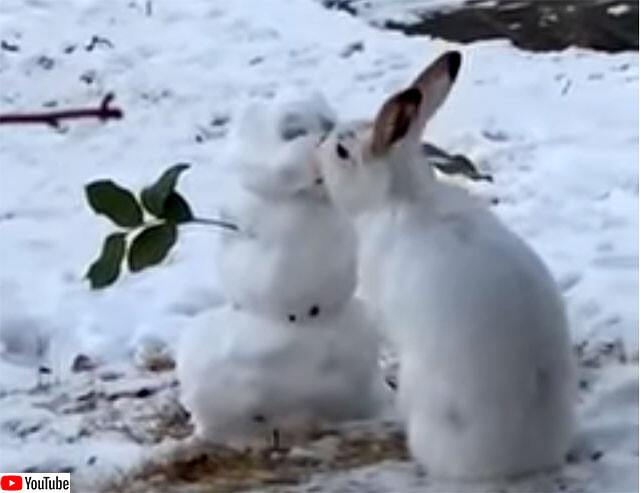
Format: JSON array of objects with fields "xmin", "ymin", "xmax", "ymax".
[{"xmin": 176, "ymin": 93, "xmax": 387, "ymax": 449}]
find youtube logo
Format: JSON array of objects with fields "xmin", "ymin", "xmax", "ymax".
[
  {"xmin": 0, "ymin": 476, "xmax": 22, "ymax": 491},
  {"xmin": 0, "ymin": 473, "xmax": 70, "ymax": 492}
]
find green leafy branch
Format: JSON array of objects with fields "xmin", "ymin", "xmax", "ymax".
[{"xmin": 85, "ymin": 163, "xmax": 238, "ymax": 289}]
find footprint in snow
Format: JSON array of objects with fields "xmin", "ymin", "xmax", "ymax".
[{"xmin": 592, "ymin": 254, "xmax": 638, "ymax": 270}]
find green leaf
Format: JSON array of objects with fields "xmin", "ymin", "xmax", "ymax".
[
  {"xmin": 86, "ymin": 233, "xmax": 126, "ymax": 289},
  {"xmin": 141, "ymin": 163, "xmax": 191, "ymax": 218},
  {"xmin": 127, "ymin": 223, "xmax": 177, "ymax": 272},
  {"xmin": 160, "ymin": 192, "xmax": 194, "ymax": 223},
  {"xmin": 85, "ymin": 180, "xmax": 143, "ymax": 228}
]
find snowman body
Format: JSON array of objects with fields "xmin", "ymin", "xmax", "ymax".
[
  {"xmin": 218, "ymin": 189, "xmax": 357, "ymax": 322},
  {"xmin": 177, "ymin": 300, "xmax": 383, "ymax": 446}
]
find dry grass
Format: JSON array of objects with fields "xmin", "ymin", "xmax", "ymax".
[{"xmin": 108, "ymin": 421, "xmax": 408, "ymax": 492}]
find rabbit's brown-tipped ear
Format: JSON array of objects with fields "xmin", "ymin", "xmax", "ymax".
[
  {"xmin": 370, "ymin": 51, "xmax": 461, "ymax": 156},
  {"xmin": 409, "ymin": 50, "xmax": 461, "ymax": 138},
  {"xmin": 370, "ymin": 87, "xmax": 422, "ymax": 156}
]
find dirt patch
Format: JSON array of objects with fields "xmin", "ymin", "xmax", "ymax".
[
  {"xmin": 323, "ymin": 0, "xmax": 639, "ymax": 52},
  {"xmin": 109, "ymin": 421, "xmax": 408, "ymax": 492}
]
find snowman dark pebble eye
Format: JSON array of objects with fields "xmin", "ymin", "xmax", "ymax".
[
  {"xmin": 281, "ymin": 126, "xmax": 307, "ymax": 141},
  {"xmin": 336, "ymin": 142, "xmax": 349, "ymax": 160},
  {"xmin": 321, "ymin": 117, "xmax": 335, "ymax": 133},
  {"xmin": 308, "ymin": 305, "xmax": 320, "ymax": 317}
]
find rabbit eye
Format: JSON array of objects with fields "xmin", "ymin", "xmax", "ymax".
[{"xmin": 336, "ymin": 143, "xmax": 349, "ymax": 160}]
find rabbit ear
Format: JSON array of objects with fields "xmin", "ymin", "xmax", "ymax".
[
  {"xmin": 370, "ymin": 51, "xmax": 461, "ymax": 156},
  {"xmin": 408, "ymin": 50, "xmax": 461, "ymax": 137},
  {"xmin": 370, "ymin": 87, "xmax": 422, "ymax": 156}
]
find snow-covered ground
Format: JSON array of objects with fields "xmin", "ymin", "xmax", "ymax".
[{"xmin": 0, "ymin": 0, "xmax": 637, "ymax": 491}]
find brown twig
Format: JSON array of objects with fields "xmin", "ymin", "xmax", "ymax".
[{"xmin": 0, "ymin": 93, "xmax": 123, "ymax": 127}]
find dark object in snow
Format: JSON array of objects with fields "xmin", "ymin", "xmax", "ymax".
[
  {"xmin": 481, "ymin": 129, "xmax": 509, "ymax": 142},
  {"xmin": 565, "ymin": 450, "xmax": 579, "ymax": 464},
  {"xmin": 80, "ymin": 70, "xmax": 97, "ymax": 85},
  {"xmin": 136, "ymin": 387, "xmax": 153, "ymax": 399},
  {"xmin": 1, "ymin": 40, "xmax": 19, "ymax": 52},
  {"xmin": 385, "ymin": 374, "xmax": 397, "ymax": 390},
  {"xmin": 308, "ymin": 305, "xmax": 320, "ymax": 318},
  {"xmin": 323, "ymin": 0, "xmax": 357, "ymax": 15},
  {"xmin": 86, "ymin": 35, "xmax": 114, "ymax": 51},
  {"xmin": 72, "ymin": 353, "xmax": 98, "ymax": 373},
  {"xmin": 270, "ymin": 429, "xmax": 284, "ymax": 453},
  {"xmin": 211, "ymin": 115, "xmax": 230, "ymax": 127},
  {"xmin": 0, "ymin": 93, "xmax": 123, "ymax": 127},
  {"xmin": 340, "ymin": 41, "xmax": 364, "ymax": 58},
  {"xmin": 37, "ymin": 365, "xmax": 53, "ymax": 390},
  {"xmin": 421, "ymin": 142, "xmax": 492, "ymax": 182},
  {"xmin": 99, "ymin": 370, "xmax": 124, "ymax": 381},
  {"xmin": 36, "ymin": 56, "xmax": 54, "ymax": 70}
]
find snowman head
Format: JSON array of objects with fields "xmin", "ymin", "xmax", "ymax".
[{"xmin": 227, "ymin": 91, "xmax": 336, "ymax": 200}]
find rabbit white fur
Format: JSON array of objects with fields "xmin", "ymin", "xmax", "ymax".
[
  {"xmin": 313, "ymin": 52, "xmax": 575, "ymax": 479},
  {"xmin": 218, "ymin": 93, "xmax": 357, "ymax": 320},
  {"xmin": 178, "ymin": 93, "xmax": 386, "ymax": 447},
  {"xmin": 177, "ymin": 301, "xmax": 386, "ymax": 447}
]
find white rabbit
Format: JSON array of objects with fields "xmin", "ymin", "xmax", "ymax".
[
  {"xmin": 313, "ymin": 51, "xmax": 575, "ymax": 479},
  {"xmin": 218, "ymin": 93, "xmax": 357, "ymax": 322},
  {"xmin": 177, "ymin": 300, "xmax": 386, "ymax": 448}
]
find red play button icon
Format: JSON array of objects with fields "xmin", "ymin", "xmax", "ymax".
[{"xmin": 0, "ymin": 476, "xmax": 22, "ymax": 491}]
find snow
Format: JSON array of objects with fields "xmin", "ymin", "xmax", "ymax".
[
  {"xmin": 607, "ymin": 4, "xmax": 631, "ymax": 17},
  {"xmin": 0, "ymin": 0, "xmax": 637, "ymax": 491},
  {"xmin": 317, "ymin": 0, "xmax": 465, "ymax": 26}
]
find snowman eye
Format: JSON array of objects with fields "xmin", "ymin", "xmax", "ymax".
[
  {"xmin": 280, "ymin": 112, "xmax": 308, "ymax": 141},
  {"xmin": 320, "ymin": 117, "xmax": 335, "ymax": 133},
  {"xmin": 281, "ymin": 126, "xmax": 307, "ymax": 141},
  {"xmin": 336, "ymin": 143, "xmax": 349, "ymax": 160}
]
